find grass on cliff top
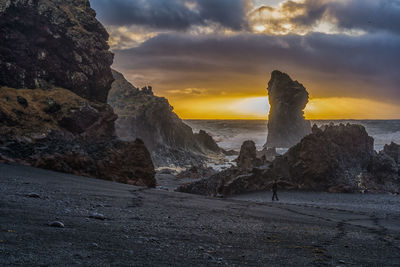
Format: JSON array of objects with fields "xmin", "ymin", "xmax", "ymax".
[{"xmin": 0, "ymin": 87, "xmax": 88, "ymax": 137}]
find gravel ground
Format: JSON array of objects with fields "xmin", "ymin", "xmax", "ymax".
[
  {"xmin": 231, "ymin": 191, "xmax": 400, "ymax": 216},
  {"xmin": 1, "ymin": 163, "xmax": 400, "ymax": 266}
]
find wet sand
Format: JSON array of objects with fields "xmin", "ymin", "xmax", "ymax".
[{"xmin": 1, "ymin": 163, "xmax": 400, "ymax": 266}]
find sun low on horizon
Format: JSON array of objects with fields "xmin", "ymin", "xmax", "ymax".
[{"xmin": 91, "ymin": 0, "xmax": 400, "ymax": 120}]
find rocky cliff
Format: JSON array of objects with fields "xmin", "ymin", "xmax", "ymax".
[
  {"xmin": 0, "ymin": 0, "xmax": 156, "ymax": 186},
  {"xmin": 0, "ymin": 0, "xmax": 114, "ymax": 102},
  {"xmin": 108, "ymin": 70, "xmax": 222, "ymax": 167},
  {"xmin": 265, "ymin": 71, "xmax": 311, "ymax": 148}
]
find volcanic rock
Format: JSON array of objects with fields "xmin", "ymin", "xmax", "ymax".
[
  {"xmin": 0, "ymin": 1, "xmax": 156, "ymax": 187},
  {"xmin": 265, "ymin": 70, "xmax": 311, "ymax": 148},
  {"xmin": 108, "ymin": 69, "xmax": 222, "ymax": 167},
  {"xmin": 180, "ymin": 124, "xmax": 400, "ymax": 196},
  {"xmin": 382, "ymin": 142, "xmax": 400, "ymax": 164},
  {"xmin": 0, "ymin": 0, "xmax": 114, "ymax": 102},
  {"xmin": 194, "ymin": 130, "xmax": 221, "ymax": 153},
  {"xmin": 0, "ymin": 134, "xmax": 156, "ymax": 187},
  {"xmin": 0, "ymin": 87, "xmax": 116, "ymax": 139},
  {"xmin": 177, "ymin": 168, "xmax": 269, "ymax": 196},
  {"xmin": 236, "ymin": 140, "xmax": 260, "ymax": 170},
  {"xmin": 268, "ymin": 123, "xmax": 374, "ymax": 191}
]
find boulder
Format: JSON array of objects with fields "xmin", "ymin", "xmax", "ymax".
[
  {"xmin": 265, "ymin": 70, "xmax": 311, "ymax": 148},
  {"xmin": 0, "ymin": 0, "xmax": 114, "ymax": 102},
  {"xmin": 268, "ymin": 124, "xmax": 374, "ymax": 191},
  {"xmin": 236, "ymin": 140, "xmax": 259, "ymax": 170}
]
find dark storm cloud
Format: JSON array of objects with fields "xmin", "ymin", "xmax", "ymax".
[
  {"xmin": 90, "ymin": 0, "xmax": 248, "ymax": 30},
  {"xmin": 113, "ymin": 32, "xmax": 400, "ymax": 102},
  {"xmin": 268, "ymin": 0, "xmax": 400, "ymax": 35}
]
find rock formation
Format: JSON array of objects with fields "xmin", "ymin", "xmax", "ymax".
[
  {"xmin": 177, "ymin": 140, "xmax": 268, "ymax": 196},
  {"xmin": 265, "ymin": 70, "xmax": 311, "ymax": 148},
  {"xmin": 236, "ymin": 140, "xmax": 259, "ymax": 170},
  {"xmin": 178, "ymin": 124, "xmax": 400, "ymax": 196},
  {"xmin": 108, "ymin": 69, "xmax": 223, "ymax": 167},
  {"xmin": 0, "ymin": 0, "xmax": 156, "ymax": 187},
  {"xmin": 268, "ymin": 124, "xmax": 375, "ymax": 191},
  {"xmin": 0, "ymin": 0, "xmax": 114, "ymax": 102},
  {"xmin": 0, "ymin": 134, "xmax": 156, "ymax": 187}
]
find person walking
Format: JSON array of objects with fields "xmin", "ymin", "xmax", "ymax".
[{"xmin": 272, "ymin": 180, "xmax": 279, "ymax": 201}]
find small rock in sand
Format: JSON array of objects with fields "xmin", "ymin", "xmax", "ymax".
[
  {"xmin": 89, "ymin": 213, "xmax": 105, "ymax": 220},
  {"xmin": 27, "ymin": 193, "xmax": 40, "ymax": 198},
  {"xmin": 49, "ymin": 221, "xmax": 65, "ymax": 228}
]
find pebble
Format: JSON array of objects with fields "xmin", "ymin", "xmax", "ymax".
[
  {"xmin": 49, "ymin": 221, "xmax": 65, "ymax": 228},
  {"xmin": 89, "ymin": 213, "xmax": 105, "ymax": 220},
  {"xmin": 27, "ymin": 192, "xmax": 40, "ymax": 198}
]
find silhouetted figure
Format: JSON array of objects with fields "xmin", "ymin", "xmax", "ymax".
[{"xmin": 272, "ymin": 180, "xmax": 279, "ymax": 201}]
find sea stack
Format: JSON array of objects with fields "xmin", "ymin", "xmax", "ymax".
[{"xmin": 265, "ymin": 70, "xmax": 311, "ymax": 148}]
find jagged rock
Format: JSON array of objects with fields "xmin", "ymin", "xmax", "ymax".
[
  {"xmin": 268, "ymin": 124, "xmax": 374, "ymax": 191},
  {"xmin": 0, "ymin": 134, "xmax": 156, "ymax": 187},
  {"xmin": 258, "ymin": 147, "xmax": 278, "ymax": 162},
  {"xmin": 176, "ymin": 166, "xmax": 216, "ymax": 180},
  {"xmin": 0, "ymin": 87, "xmax": 116, "ymax": 139},
  {"xmin": 177, "ymin": 168, "xmax": 271, "ymax": 196},
  {"xmin": 0, "ymin": 2, "xmax": 156, "ymax": 187},
  {"xmin": 180, "ymin": 124, "xmax": 400, "ymax": 196},
  {"xmin": 194, "ymin": 130, "xmax": 221, "ymax": 153},
  {"xmin": 236, "ymin": 140, "xmax": 259, "ymax": 170},
  {"xmin": 0, "ymin": 0, "xmax": 114, "ymax": 102},
  {"xmin": 265, "ymin": 70, "xmax": 311, "ymax": 148},
  {"xmin": 382, "ymin": 142, "xmax": 400, "ymax": 164},
  {"xmin": 108, "ymin": 69, "xmax": 222, "ymax": 167}
]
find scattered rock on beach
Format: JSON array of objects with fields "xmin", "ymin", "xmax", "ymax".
[
  {"xmin": 27, "ymin": 192, "xmax": 40, "ymax": 198},
  {"xmin": 49, "ymin": 221, "xmax": 65, "ymax": 228},
  {"xmin": 89, "ymin": 213, "xmax": 105, "ymax": 220}
]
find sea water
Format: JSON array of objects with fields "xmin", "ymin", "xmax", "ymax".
[{"xmin": 185, "ymin": 120, "xmax": 400, "ymax": 152}]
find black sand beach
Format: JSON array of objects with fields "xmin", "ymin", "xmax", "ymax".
[{"xmin": 1, "ymin": 163, "xmax": 400, "ymax": 266}]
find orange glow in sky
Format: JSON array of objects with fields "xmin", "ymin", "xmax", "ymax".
[{"xmin": 168, "ymin": 96, "xmax": 400, "ymax": 120}]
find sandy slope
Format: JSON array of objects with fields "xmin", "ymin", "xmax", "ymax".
[{"xmin": 1, "ymin": 164, "xmax": 399, "ymax": 266}]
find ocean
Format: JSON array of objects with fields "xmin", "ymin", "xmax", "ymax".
[{"xmin": 184, "ymin": 120, "xmax": 400, "ymax": 152}]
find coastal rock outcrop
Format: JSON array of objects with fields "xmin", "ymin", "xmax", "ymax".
[
  {"xmin": 108, "ymin": 70, "xmax": 222, "ymax": 167},
  {"xmin": 265, "ymin": 70, "xmax": 311, "ymax": 148},
  {"xmin": 179, "ymin": 124, "xmax": 400, "ymax": 196},
  {"xmin": 268, "ymin": 124, "xmax": 375, "ymax": 191},
  {"xmin": 0, "ymin": 0, "xmax": 156, "ymax": 187},
  {"xmin": 236, "ymin": 140, "xmax": 261, "ymax": 170},
  {"xmin": 0, "ymin": 0, "xmax": 114, "ymax": 102},
  {"xmin": 0, "ymin": 134, "xmax": 156, "ymax": 187}
]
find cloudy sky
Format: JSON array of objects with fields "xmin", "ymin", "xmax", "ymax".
[{"xmin": 91, "ymin": 0, "xmax": 400, "ymax": 119}]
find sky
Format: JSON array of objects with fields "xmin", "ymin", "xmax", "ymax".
[{"xmin": 91, "ymin": 0, "xmax": 400, "ymax": 119}]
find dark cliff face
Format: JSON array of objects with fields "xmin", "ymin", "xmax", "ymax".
[
  {"xmin": 0, "ymin": 1, "xmax": 155, "ymax": 186},
  {"xmin": 108, "ymin": 70, "xmax": 221, "ymax": 167},
  {"xmin": 0, "ymin": 0, "xmax": 114, "ymax": 102},
  {"xmin": 266, "ymin": 70, "xmax": 311, "ymax": 148},
  {"xmin": 270, "ymin": 124, "xmax": 375, "ymax": 191}
]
